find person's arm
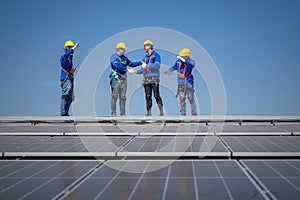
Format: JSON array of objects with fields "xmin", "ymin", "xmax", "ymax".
[
  {"xmin": 169, "ymin": 61, "xmax": 179, "ymax": 72},
  {"xmin": 164, "ymin": 61, "xmax": 178, "ymax": 75},
  {"xmin": 136, "ymin": 68, "xmax": 145, "ymax": 74},
  {"xmin": 128, "ymin": 60, "xmax": 142, "ymax": 67},
  {"xmin": 63, "ymin": 49, "xmax": 74, "ymax": 60},
  {"xmin": 185, "ymin": 59, "xmax": 195, "ymax": 69},
  {"xmin": 148, "ymin": 53, "xmax": 161, "ymax": 70},
  {"xmin": 125, "ymin": 56, "xmax": 142, "ymax": 67}
]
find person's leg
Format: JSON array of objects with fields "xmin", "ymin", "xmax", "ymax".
[
  {"xmin": 119, "ymin": 78, "xmax": 127, "ymax": 116},
  {"xmin": 60, "ymin": 95, "xmax": 67, "ymax": 116},
  {"xmin": 187, "ymin": 83, "xmax": 197, "ymax": 116},
  {"xmin": 153, "ymin": 83, "xmax": 164, "ymax": 116},
  {"xmin": 110, "ymin": 79, "xmax": 119, "ymax": 116},
  {"xmin": 178, "ymin": 85, "xmax": 187, "ymax": 116},
  {"xmin": 60, "ymin": 80, "xmax": 73, "ymax": 116},
  {"xmin": 64, "ymin": 95, "xmax": 72, "ymax": 115},
  {"xmin": 144, "ymin": 84, "xmax": 153, "ymax": 116}
]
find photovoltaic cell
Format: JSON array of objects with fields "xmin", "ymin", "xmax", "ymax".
[
  {"xmin": 62, "ymin": 160, "xmax": 265, "ymax": 200},
  {"xmin": 0, "ymin": 160, "xmax": 101, "ymax": 199},
  {"xmin": 222, "ymin": 136, "xmax": 300, "ymax": 157},
  {"xmin": 241, "ymin": 160, "xmax": 300, "ymax": 199}
]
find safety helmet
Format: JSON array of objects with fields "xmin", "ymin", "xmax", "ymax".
[
  {"xmin": 179, "ymin": 48, "xmax": 191, "ymax": 57},
  {"xmin": 64, "ymin": 40, "xmax": 75, "ymax": 48},
  {"xmin": 142, "ymin": 40, "xmax": 154, "ymax": 47},
  {"xmin": 116, "ymin": 42, "xmax": 127, "ymax": 49}
]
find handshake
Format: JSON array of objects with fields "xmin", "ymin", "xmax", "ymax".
[
  {"xmin": 127, "ymin": 62, "xmax": 148, "ymax": 74},
  {"xmin": 127, "ymin": 69, "xmax": 136, "ymax": 74}
]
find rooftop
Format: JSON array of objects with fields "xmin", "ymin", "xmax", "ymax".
[{"xmin": 0, "ymin": 116, "xmax": 300, "ymax": 199}]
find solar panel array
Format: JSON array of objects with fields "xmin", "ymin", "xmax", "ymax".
[{"xmin": 0, "ymin": 117, "xmax": 300, "ymax": 199}]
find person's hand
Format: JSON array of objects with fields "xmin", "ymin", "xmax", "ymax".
[
  {"xmin": 127, "ymin": 69, "xmax": 136, "ymax": 74},
  {"xmin": 164, "ymin": 70, "xmax": 173, "ymax": 75},
  {"xmin": 177, "ymin": 56, "xmax": 185, "ymax": 62},
  {"xmin": 142, "ymin": 62, "xmax": 147, "ymax": 69},
  {"xmin": 72, "ymin": 42, "xmax": 79, "ymax": 50},
  {"xmin": 60, "ymin": 81, "xmax": 64, "ymax": 88}
]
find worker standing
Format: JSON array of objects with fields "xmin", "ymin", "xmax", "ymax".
[
  {"xmin": 60, "ymin": 40, "xmax": 79, "ymax": 116},
  {"xmin": 164, "ymin": 48, "xmax": 197, "ymax": 116},
  {"xmin": 110, "ymin": 42, "xmax": 142, "ymax": 116},
  {"xmin": 134, "ymin": 40, "xmax": 164, "ymax": 116}
]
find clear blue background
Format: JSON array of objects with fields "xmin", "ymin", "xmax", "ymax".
[{"xmin": 0, "ymin": 0, "xmax": 299, "ymax": 116}]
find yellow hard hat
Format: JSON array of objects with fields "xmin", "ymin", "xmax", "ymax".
[
  {"xmin": 179, "ymin": 48, "xmax": 191, "ymax": 57},
  {"xmin": 142, "ymin": 40, "xmax": 154, "ymax": 47},
  {"xmin": 116, "ymin": 42, "xmax": 127, "ymax": 49},
  {"xmin": 64, "ymin": 40, "xmax": 75, "ymax": 48}
]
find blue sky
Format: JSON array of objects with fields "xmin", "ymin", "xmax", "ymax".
[{"xmin": 0, "ymin": 0, "xmax": 299, "ymax": 116}]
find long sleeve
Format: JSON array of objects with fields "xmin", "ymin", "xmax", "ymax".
[
  {"xmin": 148, "ymin": 53, "xmax": 161, "ymax": 70},
  {"xmin": 110, "ymin": 54, "xmax": 127, "ymax": 74},
  {"xmin": 169, "ymin": 61, "xmax": 179, "ymax": 72},
  {"xmin": 128, "ymin": 60, "xmax": 142, "ymax": 67},
  {"xmin": 136, "ymin": 68, "xmax": 145, "ymax": 74},
  {"xmin": 185, "ymin": 59, "xmax": 195, "ymax": 69},
  {"xmin": 63, "ymin": 49, "xmax": 74, "ymax": 60}
]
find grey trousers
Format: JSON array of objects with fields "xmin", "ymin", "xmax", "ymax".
[
  {"xmin": 178, "ymin": 83, "xmax": 197, "ymax": 115},
  {"xmin": 110, "ymin": 77, "xmax": 127, "ymax": 115}
]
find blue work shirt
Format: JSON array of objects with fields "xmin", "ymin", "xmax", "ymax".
[
  {"xmin": 60, "ymin": 49, "xmax": 74, "ymax": 82},
  {"xmin": 137, "ymin": 50, "xmax": 161, "ymax": 77},
  {"xmin": 169, "ymin": 58, "xmax": 195, "ymax": 85},
  {"xmin": 110, "ymin": 53, "xmax": 141, "ymax": 77}
]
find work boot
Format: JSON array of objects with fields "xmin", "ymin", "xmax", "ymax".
[
  {"xmin": 146, "ymin": 110, "xmax": 152, "ymax": 116},
  {"xmin": 159, "ymin": 106, "xmax": 164, "ymax": 116}
]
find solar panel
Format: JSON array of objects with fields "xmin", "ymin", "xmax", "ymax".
[
  {"xmin": 212, "ymin": 124, "xmax": 300, "ymax": 135},
  {"xmin": 0, "ymin": 160, "xmax": 101, "ymax": 199},
  {"xmin": 0, "ymin": 125, "xmax": 145, "ymax": 136},
  {"xmin": 140, "ymin": 124, "xmax": 213, "ymax": 136},
  {"xmin": 222, "ymin": 136, "xmax": 300, "ymax": 157},
  {"xmin": 0, "ymin": 117, "xmax": 300, "ymax": 199},
  {"xmin": 0, "ymin": 136, "xmax": 132, "ymax": 157},
  {"xmin": 241, "ymin": 160, "xmax": 300, "ymax": 199},
  {"xmin": 118, "ymin": 136, "xmax": 229, "ymax": 157},
  {"xmin": 57, "ymin": 160, "xmax": 265, "ymax": 200}
]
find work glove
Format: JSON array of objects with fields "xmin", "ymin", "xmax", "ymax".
[
  {"xmin": 60, "ymin": 81, "xmax": 64, "ymax": 89},
  {"xmin": 164, "ymin": 70, "xmax": 173, "ymax": 75},
  {"xmin": 142, "ymin": 62, "xmax": 147, "ymax": 69},
  {"xmin": 177, "ymin": 56, "xmax": 185, "ymax": 62},
  {"xmin": 72, "ymin": 42, "xmax": 79, "ymax": 50},
  {"xmin": 127, "ymin": 69, "xmax": 136, "ymax": 74}
]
